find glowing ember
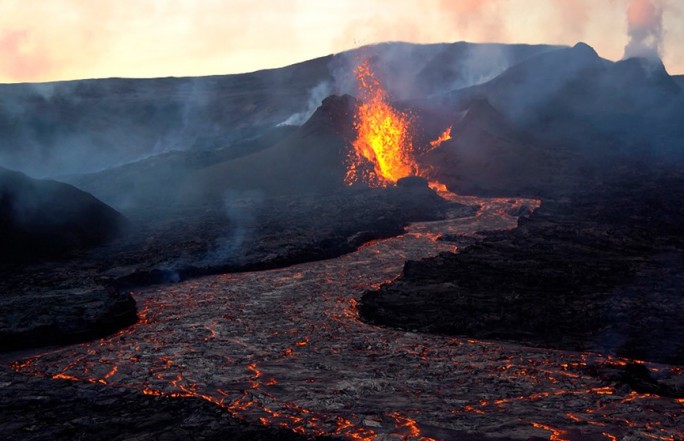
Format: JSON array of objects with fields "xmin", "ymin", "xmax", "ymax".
[
  {"xmin": 531, "ymin": 422, "xmax": 572, "ymax": 441},
  {"xmin": 429, "ymin": 126, "xmax": 452, "ymax": 150},
  {"xmin": 345, "ymin": 60, "xmax": 452, "ymax": 189}
]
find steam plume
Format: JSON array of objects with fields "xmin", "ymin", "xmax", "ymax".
[{"xmin": 624, "ymin": 0, "xmax": 664, "ymax": 60}]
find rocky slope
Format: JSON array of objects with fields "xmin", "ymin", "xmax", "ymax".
[
  {"xmin": 0, "ymin": 167, "xmax": 129, "ymax": 263},
  {"xmin": 0, "ymin": 42, "xmax": 557, "ymax": 178},
  {"xmin": 0, "ymin": 167, "xmax": 136, "ymax": 350},
  {"xmin": 1, "ymin": 180, "xmax": 466, "ymax": 352},
  {"xmin": 0, "ymin": 366, "xmax": 330, "ymax": 441},
  {"xmin": 360, "ymin": 172, "xmax": 684, "ymax": 365}
]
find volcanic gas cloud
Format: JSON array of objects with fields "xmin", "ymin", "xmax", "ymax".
[{"xmin": 624, "ymin": 0, "xmax": 663, "ymax": 59}]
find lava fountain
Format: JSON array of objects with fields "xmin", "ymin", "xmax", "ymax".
[{"xmin": 344, "ymin": 60, "xmax": 451, "ymax": 190}]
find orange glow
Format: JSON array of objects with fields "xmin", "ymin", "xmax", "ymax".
[
  {"xmin": 345, "ymin": 60, "xmax": 417, "ymax": 186},
  {"xmin": 103, "ymin": 365, "xmax": 118, "ymax": 380},
  {"xmin": 345, "ymin": 60, "xmax": 451, "ymax": 190},
  {"xmin": 428, "ymin": 126, "xmax": 452, "ymax": 150},
  {"xmin": 52, "ymin": 373, "xmax": 80, "ymax": 381},
  {"xmin": 295, "ymin": 337, "xmax": 309, "ymax": 347},
  {"xmin": 531, "ymin": 422, "xmax": 572, "ymax": 441}
]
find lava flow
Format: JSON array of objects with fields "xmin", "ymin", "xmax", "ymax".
[
  {"xmin": 7, "ymin": 195, "xmax": 683, "ymax": 440},
  {"xmin": 344, "ymin": 60, "xmax": 451, "ymax": 189}
]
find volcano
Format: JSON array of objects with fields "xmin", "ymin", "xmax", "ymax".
[
  {"xmin": 2, "ymin": 41, "xmax": 684, "ymax": 441},
  {"xmin": 178, "ymin": 94, "xmax": 357, "ymax": 203}
]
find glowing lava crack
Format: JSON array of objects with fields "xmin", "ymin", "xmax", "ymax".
[{"xmin": 8, "ymin": 194, "xmax": 683, "ymax": 441}]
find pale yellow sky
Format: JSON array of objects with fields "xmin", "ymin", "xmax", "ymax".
[{"xmin": 0, "ymin": 0, "xmax": 681, "ymax": 83}]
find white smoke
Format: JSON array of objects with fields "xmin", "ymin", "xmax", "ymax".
[
  {"xmin": 277, "ymin": 81, "xmax": 332, "ymax": 126},
  {"xmin": 624, "ymin": 0, "xmax": 664, "ymax": 60}
]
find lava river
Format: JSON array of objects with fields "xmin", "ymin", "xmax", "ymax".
[{"xmin": 8, "ymin": 194, "xmax": 684, "ymax": 440}]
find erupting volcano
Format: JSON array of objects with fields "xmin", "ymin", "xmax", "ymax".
[
  {"xmin": 2, "ymin": 37, "xmax": 684, "ymax": 441},
  {"xmin": 345, "ymin": 60, "xmax": 452, "ymax": 190}
]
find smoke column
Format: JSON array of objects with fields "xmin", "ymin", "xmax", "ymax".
[{"xmin": 624, "ymin": 0, "xmax": 663, "ymax": 59}]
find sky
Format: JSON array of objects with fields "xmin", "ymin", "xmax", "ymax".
[{"xmin": 0, "ymin": 0, "xmax": 682, "ymax": 84}]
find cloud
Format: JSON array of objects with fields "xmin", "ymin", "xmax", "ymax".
[
  {"xmin": 0, "ymin": 29, "xmax": 54, "ymax": 82},
  {"xmin": 624, "ymin": 0, "xmax": 664, "ymax": 59},
  {"xmin": 0, "ymin": 0, "xmax": 682, "ymax": 83},
  {"xmin": 0, "ymin": 0, "xmax": 301, "ymax": 83},
  {"xmin": 437, "ymin": 0, "xmax": 507, "ymax": 42}
]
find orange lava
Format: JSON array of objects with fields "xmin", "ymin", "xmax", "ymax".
[
  {"xmin": 8, "ymin": 196, "xmax": 682, "ymax": 441},
  {"xmin": 345, "ymin": 60, "xmax": 451, "ymax": 189},
  {"xmin": 52, "ymin": 373, "xmax": 80, "ymax": 381},
  {"xmin": 531, "ymin": 422, "xmax": 572, "ymax": 441},
  {"xmin": 388, "ymin": 412, "xmax": 436, "ymax": 440},
  {"xmin": 429, "ymin": 126, "xmax": 452, "ymax": 150}
]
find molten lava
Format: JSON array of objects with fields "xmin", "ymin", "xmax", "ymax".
[
  {"xmin": 344, "ymin": 60, "xmax": 451, "ymax": 189},
  {"xmin": 429, "ymin": 126, "xmax": 452, "ymax": 150}
]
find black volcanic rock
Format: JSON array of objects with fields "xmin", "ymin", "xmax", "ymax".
[
  {"xmin": 359, "ymin": 173, "xmax": 684, "ymax": 365},
  {"xmin": 419, "ymin": 42, "xmax": 684, "ymax": 198},
  {"xmin": 0, "ymin": 286, "xmax": 137, "ymax": 352},
  {"xmin": 440, "ymin": 43, "xmax": 684, "ymax": 154},
  {"xmin": 178, "ymin": 94, "xmax": 357, "ymax": 203},
  {"xmin": 0, "ymin": 58, "xmax": 334, "ymax": 177},
  {"xmin": 440, "ymin": 42, "xmax": 609, "ymax": 124},
  {"xmin": 0, "ymin": 167, "xmax": 136, "ymax": 350},
  {"xmin": 353, "ymin": 41, "xmax": 562, "ymax": 100},
  {"xmin": 412, "ymin": 42, "xmax": 561, "ymax": 96},
  {"xmin": 1, "ymin": 181, "xmax": 464, "ymax": 352},
  {"xmin": 0, "ymin": 167, "xmax": 129, "ymax": 263},
  {"xmin": 0, "ymin": 366, "xmax": 330, "ymax": 441},
  {"xmin": 396, "ymin": 175, "xmax": 429, "ymax": 189},
  {"xmin": 418, "ymin": 98, "xmax": 571, "ymax": 197}
]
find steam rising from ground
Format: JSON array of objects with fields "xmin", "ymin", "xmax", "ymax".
[
  {"xmin": 278, "ymin": 81, "xmax": 332, "ymax": 126},
  {"xmin": 201, "ymin": 190, "xmax": 263, "ymax": 266},
  {"xmin": 624, "ymin": 0, "xmax": 664, "ymax": 60}
]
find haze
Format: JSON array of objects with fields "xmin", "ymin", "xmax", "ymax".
[{"xmin": 1, "ymin": 0, "xmax": 682, "ymax": 84}]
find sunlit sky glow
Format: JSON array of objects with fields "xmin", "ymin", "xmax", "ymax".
[{"xmin": 0, "ymin": 0, "xmax": 682, "ymax": 84}]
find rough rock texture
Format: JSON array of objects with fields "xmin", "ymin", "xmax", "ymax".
[
  {"xmin": 177, "ymin": 94, "xmax": 357, "ymax": 204},
  {"xmin": 0, "ymin": 287, "xmax": 137, "ymax": 352},
  {"xmin": 0, "ymin": 42, "xmax": 557, "ymax": 178},
  {"xmin": 0, "ymin": 167, "xmax": 137, "ymax": 350},
  {"xmin": 1, "ymin": 184, "xmax": 463, "ymax": 352},
  {"xmin": 6, "ymin": 195, "xmax": 681, "ymax": 440},
  {"xmin": 360, "ymin": 173, "xmax": 684, "ymax": 365},
  {"xmin": 114, "ymin": 182, "xmax": 455, "ymax": 287},
  {"xmin": 0, "ymin": 367, "xmax": 330, "ymax": 441},
  {"xmin": 0, "ymin": 167, "xmax": 129, "ymax": 263}
]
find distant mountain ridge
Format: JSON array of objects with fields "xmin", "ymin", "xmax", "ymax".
[
  {"xmin": 437, "ymin": 43, "xmax": 684, "ymax": 160},
  {"xmin": 4, "ymin": 41, "xmax": 682, "ymax": 212},
  {"xmin": 0, "ymin": 41, "xmax": 560, "ymax": 178}
]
